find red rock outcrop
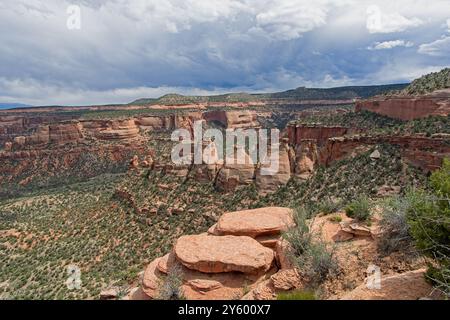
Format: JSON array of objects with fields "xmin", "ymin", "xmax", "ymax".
[
  {"xmin": 214, "ymin": 207, "xmax": 294, "ymax": 238},
  {"xmin": 0, "ymin": 144, "xmax": 146, "ymax": 193},
  {"xmin": 12, "ymin": 122, "xmax": 83, "ymax": 148},
  {"xmin": 94, "ymin": 119, "xmax": 140, "ymax": 141},
  {"xmin": 319, "ymin": 135, "xmax": 450, "ymax": 172},
  {"xmin": 128, "ymin": 207, "xmax": 299, "ymax": 300},
  {"xmin": 203, "ymin": 110, "xmax": 260, "ymax": 129},
  {"xmin": 286, "ymin": 123, "xmax": 450, "ymax": 173},
  {"xmin": 340, "ymin": 269, "xmax": 434, "ymax": 300},
  {"xmin": 255, "ymin": 143, "xmax": 292, "ymax": 194},
  {"xmin": 136, "ymin": 112, "xmax": 203, "ymax": 132},
  {"xmin": 174, "ymin": 234, "xmax": 274, "ymax": 274},
  {"xmin": 215, "ymin": 147, "xmax": 256, "ymax": 191},
  {"xmin": 355, "ymin": 89, "xmax": 450, "ymax": 120}
]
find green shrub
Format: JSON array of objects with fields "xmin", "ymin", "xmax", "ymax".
[
  {"xmin": 157, "ymin": 265, "xmax": 185, "ymax": 300},
  {"xmin": 317, "ymin": 197, "xmax": 341, "ymax": 214},
  {"xmin": 378, "ymin": 194, "xmax": 414, "ymax": 254},
  {"xmin": 345, "ymin": 195, "xmax": 371, "ymax": 222},
  {"xmin": 277, "ymin": 290, "xmax": 316, "ymax": 300},
  {"xmin": 283, "ymin": 207, "xmax": 339, "ymax": 287},
  {"xmin": 328, "ymin": 215, "xmax": 342, "ymax": 223},
  {"xmin": 407, "ymin": 159, "xmax": 450, "ymax": 296}
]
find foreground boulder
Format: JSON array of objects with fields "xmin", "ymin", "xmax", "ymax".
[
  {"xmin": 154, "ymin": 251, "xmax": 276, "ymax": 300},
  {"xmin": 174, "ymin": 234, "xmax": 274, "ymax": 274},
  {"xmin": 123, "ymin": 207, "xmax": 301, "ymax": 300},
  {"xmin": 214, "ymin": 207, "xmax": 295, "ymax": 238},
  {"xmin": 341, "ymin": 269, "xmax": 435, "ymax": 300}
]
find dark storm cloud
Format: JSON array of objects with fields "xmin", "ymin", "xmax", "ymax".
[{"xmin": 0, "ymin": 0, "xmax": 449, "ymax": 105}]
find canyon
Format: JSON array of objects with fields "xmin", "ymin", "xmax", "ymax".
[
  {"xmin": 2, "ymin": 93, "xmax": 449, "ymax": 196},
  {"xmin": 0, "ymin": 74, "xmax": 448, "ymax": 301}
]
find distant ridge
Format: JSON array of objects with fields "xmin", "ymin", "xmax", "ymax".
[
  {"xmin": 130, "ymin": 84, "xmax": 408, "ymax": 105},
  {"xmin": 0, "ymin": 103, "xmax": 32, "ymax": 110}
]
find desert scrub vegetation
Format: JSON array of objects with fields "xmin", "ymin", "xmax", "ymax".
[
  {"xmin": 401, "ymin": 67, "xmax": 450, "ymax": 95},
  {"xmin": 378, "ymin": 194, "xmax": 415, "ymax": 254},
  {"xmin": 157, "ymin": 265, "xmax": 185, "ymax": 300},
  {"xmin": 345, "ymin": 195, "xmax": 372, "ymax": 222},
  {"xmin": 378, "ymin": 159, "xmax": 450, "ymax": 296},
  {"xmin": 0, "ymin": 172, "xmax": 213, "ymax": 300},
  {"xmin": 290, "ymin": 108, "xmax": 449, "ymax": 136},
  {"xmin": 317, "ymin": 197, "xmax": 341, "ymax": 214},
  {"xmin": 283, "ymin": 207, "xmax": 339, "ymax": 288},
  {"xmin": 276, "ymin": 290, "xmax": 316, "ymax": 300},
  {"xmin": 407, "ymin": 159, "xmax": 450, "ymax": 296}
]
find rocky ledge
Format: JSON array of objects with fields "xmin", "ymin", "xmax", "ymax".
[
  {"xmin": 124, "ymin": 207, "xmax": 295, "ymax": 300},
  {"xmin": 110, "ymin": 206, "xmax": 439, "ymax": 301}
]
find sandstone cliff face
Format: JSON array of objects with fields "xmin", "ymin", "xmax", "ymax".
[
  {"xmin": 318, "ymin": 135, "xmax": 450, "ymax": 172},
  {"xmin": 0, "ymin": 144, "xmax": 146, "ymax": 196},
  {"xmin": 203, "ymin": 110, "xmax": 260, "ymax": 129},
  {"xmin": 286, "ymin": 123, "xmax": 450, "ymax": 173},
  {"xmin": 136, "ymin": 112, "xmax": 202, "ymax": 132},
  {"xmin": 255, "ymin": 143, "xmax": 291, "ymax": 194},
  {"xmin": 12, "ymin": 122, "xmax": 83, "ymax": 148},
  {"xmin": 355, "ymin": 89, "xmax": 450, "ymax": 120},
  {"xmin": 215, "ymin": 147, "xmax": 256, "ymax": 191},
  {"xmin": 93, "ymin": 119, "xmax": 140, "ymax": 141}
]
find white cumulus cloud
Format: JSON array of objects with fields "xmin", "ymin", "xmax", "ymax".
[
  {"xmin": 254, "ymin": 0, "xmax": 329, "ymax": 40},
  {"xmin": 368, "ymin": 40, "xmax": 414, "ymax": 50},
  {"xmin": 418, "ymin": 36, "xmax": 450, "ymax": 56},
  {"xmin": 366, "ymin": 5, "xmax": 423, "ymax": 33}
]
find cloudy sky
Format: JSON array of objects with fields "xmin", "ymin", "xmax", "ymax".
[{"xmin": 0, "ymin": 0, "xmax": 449, "ymax": 106}]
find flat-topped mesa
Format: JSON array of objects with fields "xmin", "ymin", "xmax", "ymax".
[
  {"xmin": 203, "ymin": 110, "xmax": 260, "ymax": 129},
  {"xmin": 174, "ymin": 234, "xmax": 274, "ymax": 274},
  {"xmin": 355, "ymin": 89, "xmax": 450, "ymax": 120},
  {"xmin": 213, "ymin": 207, "xmax": 295, "ymax": 238}
]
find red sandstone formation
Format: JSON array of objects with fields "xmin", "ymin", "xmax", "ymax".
[
  {"xmin": 341, "ymin": 269, "xmax": 434, "ymax": 300},
  {"xmin": 136, "ymin": 112, "xmax": 203, "ymax": 132},
  {"xmin": 202, "ymin": 110, "xmax": 260, "ymax": 129},
  {"xmin": 286, "ymin": 123, "xmax": 450, "ymax": 173},
  {"xmin": 12, "ymin": 122, "xmax": 83, "ymax": 148},
  {"xmin": 255, "ymin": 143, "xmax": 292, "ymax": 194},
  {"xmin": 355, "ymin": 89, "xmax": 450, "ymax": 120},
  {"xmin": 128, "ymin": 207, "xmax": 296, "ymax": 300},
  {"xmin": 174, "ymin": 234, "xmax": 274, "ymax": 274},
  {"xmin": 213, "ymin": 207, "xmax": 295, "ymax": 238}
]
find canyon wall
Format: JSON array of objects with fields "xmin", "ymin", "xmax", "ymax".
[
  {"xmin": 355, "ymin": 89, "xmax": 450, "ymax": 120},
  {"xmin": 202, "ymin": 110, "xmax": 260, "ymax": 129},
  {"xmin": 287, "ymin": 124, "xmax": 450, "ymax": 173}
]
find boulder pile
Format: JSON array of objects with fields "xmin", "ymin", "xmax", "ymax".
[{"xmin": 128, "ymin": 207, "xmax": 299, "ymax": 300}]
